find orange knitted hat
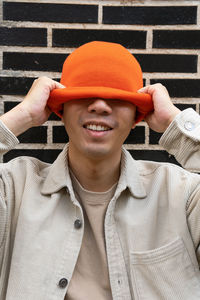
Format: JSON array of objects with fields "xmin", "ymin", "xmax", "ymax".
[{"xmin": 47, "ymin": 41, "xmax": 153, "ymax": 123}]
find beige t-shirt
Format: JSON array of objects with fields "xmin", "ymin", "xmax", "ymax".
[{"xmin": 65, "ymin": 171, "xmax": 117, "ymax": 300}]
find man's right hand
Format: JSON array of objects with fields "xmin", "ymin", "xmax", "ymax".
[{"xmin": 0, "ymin": 77, "xmax": 65, "ymax": 137}]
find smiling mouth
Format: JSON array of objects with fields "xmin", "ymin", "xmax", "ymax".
[{"xmin": 83, "ymin": 124, "xmax": 112, "ymax": 131}]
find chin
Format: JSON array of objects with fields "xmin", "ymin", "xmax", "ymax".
[{"xmin": 83, "ymin": 145, "xmax": 113, "ymax": 160}]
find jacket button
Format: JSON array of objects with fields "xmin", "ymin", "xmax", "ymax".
[
  {"xmin": 59, "ymin": 278, "xmax": 68, "ymax": 288},
  {"xmin": 74, "ymin": 219, "xmax": 82, "ymax": 229},
  {"xmin": 184, "ymin": 121, "xmax": 195, "ymax": 131}
]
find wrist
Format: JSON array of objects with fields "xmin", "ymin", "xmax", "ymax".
[
  {"xmin": 164, "ymin": 108, "xmax": 181, "ymax": 132},
  {"xmin": 0, "ymin": 103, "xmax": 34, "ymax": 136}
]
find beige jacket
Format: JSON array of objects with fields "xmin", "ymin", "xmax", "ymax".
[{"xmin": 0, "ymin": 108, "xmax": 200, "ymax": 300}]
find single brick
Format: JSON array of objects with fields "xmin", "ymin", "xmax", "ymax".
[
  {"xmin": 135, "ymin": 54, "xmax": 197, "ymax": 73},
  {"xmin": 175, "ymin": 104, "xmax": 196, "ymax": 111},
  {"xmin": 3, "ymin": 2, "xmax": 98, "ymax": 23},
  {"xmin": 3, "ymin": 53, "xmax": 67, "ymax": 72},
  {"xmin": 129, "ymin": 150, "xmax": 180, "ymax": 165},
  {"xmin": 150, "ymin": 79, "xmax": 200, "ymax": 97},
  {"xmin": 103, "ymin": 6, "xmax": 197, "ymax": 25},
  {"xmin": 3, "ymin": 149, "xmax": 62, "ymax": 163},
  {"xmin": 153, "ymin": 30, "xmax": 200, "ymax": 49},
  {"xmin": 4, "ymin": 102, "xmax": 20, "ymax": 113},
  {"xmin": 149, "ymin": 130, "xmax": 163, "ymax": 145},
  {"xmin": 0, "ymin": 77, "xmax": 35, "ymax": 95},
  {"xmin": 0, "ymin": 27, "xmax": 47, "ymax": 47},
  {"xmin": 124, "ymin": 126, "xmax": 145, "ymax": 144},
  {"xmin": 18, "ymin": 127, "xmax": 47, "ymax": 143},
  {"xmin": 53, "ymin": 29, "xmax": 146, "ymax": 49},
  {"xmin": 53, "ymin": 126, "xmax": 69, "ymax": 143},
  {"xmin": 48, "ymin": 113, "xmax": 61, "ymax": 121}
]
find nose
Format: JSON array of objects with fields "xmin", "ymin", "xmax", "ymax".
[{"xmin": 87, "ymin": 99, "xmax": 112, "ymax": 115}]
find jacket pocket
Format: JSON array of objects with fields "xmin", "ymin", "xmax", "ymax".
[{"xmin": 130, "ymin": 237, "xmax": 200, "ymax": 300}]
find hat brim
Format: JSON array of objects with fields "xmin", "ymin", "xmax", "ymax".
[{"xmin": 47, "ymin": 86, "xmax": 153, "ymax": 123}]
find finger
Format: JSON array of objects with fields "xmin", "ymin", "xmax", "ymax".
[
  {"xmin": 137, "ymin": 86, "xmax": 151, "ymax": 93},
  {"xmin": 137, "ymin": 85, "xmax": 158, "ymax": 94},
  {"xmin": 54, "ymin": 81, "xmax": 66, "ymax": 89}
]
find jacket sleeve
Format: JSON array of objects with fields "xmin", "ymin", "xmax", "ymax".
[
  {"xmin": 0, "ymin": 119, "xmax": 19, "ymax": 160},
  {"xmin": 159, "ymin": 108, "xmax": 200, "ymax": 173},
  {"xmin": 0, "ymin": 120, "xmax": 19, "ymax": 272},
  {"xmin": 160, "ymin": 108, "xmax": 200, "ymax": 264},
  {"xmin": 184, "ymin": 178, "xmax": 200, "ymax": 265}
]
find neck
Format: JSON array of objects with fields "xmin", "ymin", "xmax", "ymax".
[{"xmin": 68, "ymin": 145, "xmax": 121, "ymax": 192}]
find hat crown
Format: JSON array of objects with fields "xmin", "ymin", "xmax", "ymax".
[{"xmin": 60, "ymin": 41, "xmax": 143, "ymax": 92}]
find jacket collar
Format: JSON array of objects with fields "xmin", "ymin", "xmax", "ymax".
[
  {"xmin": 41, "ymin": 144, "xmax": 73, "ymax": 195},
  {"xmin": 41, "ymin": 144, "xmax": 146, "ymax": 199},
  {"xmin": 117, "ymin": 147, "xmax": 147, "ymax": 198}
]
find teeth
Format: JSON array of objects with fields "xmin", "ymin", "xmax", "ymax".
[{"xmin": 86, "ymin": 124, "xmax": 110, "ymax": 131}]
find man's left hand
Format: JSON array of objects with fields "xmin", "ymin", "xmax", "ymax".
[{"xmin": 138, "ymin": 83, "xmax": 181, "ymax": 133}]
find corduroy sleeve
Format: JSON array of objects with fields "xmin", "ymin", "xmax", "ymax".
[
  {"xmin": 0, "ymin": 175, "xmax": 7, "ymax": 249},
  {"xmin": 0, "ymin": 120, "xmax": 19, "ymax": 272},
  {"xmin": 0, "ymin": 119, "xmax": 19, "ymax": 159},
  {"xmin": 160, "ymin": 108, "xmax": 200, "ymax": 265},
  {"xmin": 185, "ymin": 174, "xmax": 200, "ymax": 266}
]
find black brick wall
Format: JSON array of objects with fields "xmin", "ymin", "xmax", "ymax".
[{"xmin": 0, "ymin": 1, "xmax": 199, "ymax": 164}]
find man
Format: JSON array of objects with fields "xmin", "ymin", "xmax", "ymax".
[{"xmin": 0, "ymin": 41, "xmax": 200, "ymax": 299}]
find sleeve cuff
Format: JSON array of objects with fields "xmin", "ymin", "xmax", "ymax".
[
  {"xmin": 160, "ymin": 108, "xmax": 200, "ymax": 148},
  {"xmin": 0, "ymin": 119, "xmax": 19, "ymax": 151},
  {"xmin": 159, "ymin": 108, "xmax": 200, "ymax": 170}
]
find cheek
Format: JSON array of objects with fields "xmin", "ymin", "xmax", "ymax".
[
  {"xmin": 117, "ymin": 112, "xmax": 135, "ymax": 138},
  {"xmin": 62, "ymin": 110, "xmax": 82, "ymax": 141},
  {"xmin": 64, "ymin": 115, "xmax": 76, "ymax": 131},
  {"xmin": 117, "ymin": 109, "xmax": 136, "ymax": 139},
  {"xmin": 63, "ymin": 104, "xmax": 76, "ymax": 125},
  {"xmin": 121, "ymin": 107, "xmax": 136, "ymax": 126},
  {"xmin": 62, "ymin": 111, "xmax": 74, "ymax": 136}
]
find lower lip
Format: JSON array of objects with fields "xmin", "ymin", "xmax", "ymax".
[{"xmin": 84, "ymin": 128, "xmax": 112, "ymax": 138}]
